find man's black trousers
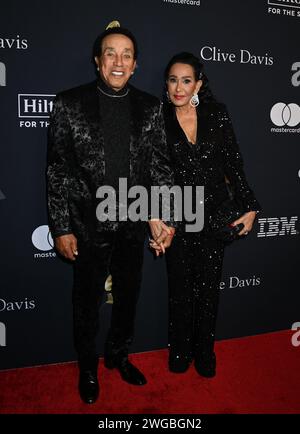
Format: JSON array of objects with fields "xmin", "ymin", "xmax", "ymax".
[{"xmin": 72, "ymin": 226, "xmax": 145, "ymax": 371}]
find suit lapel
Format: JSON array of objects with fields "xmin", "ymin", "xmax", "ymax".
[
  {"xmin": 196, "ymin": 103, "xmax": 213, "ymax": 144},
  {"xmin": 164, "ymin": 102, "xmax": 212, "ymax": 146},
  {"xmin": 128, "ymin": 86, "xmax": 146, "ymax": 181},
  {"xmin": 81, "ymin": 80, "xmax": 105, "ymax": 176},
  {"xmin": 79, "ymin": 82, "xmax": 149, "ymax": 183},
  {"xmin": 163, "ymin": 104, "xmax": 185, "ymax": 145},
  {"xmin": 81, "ymin": 80, "xmax": 103, "ymax": 135}
]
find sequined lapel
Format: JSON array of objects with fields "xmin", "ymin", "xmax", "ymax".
[
  {"xmin": 163, "ymin": 102, "xmax": 214, "ymax": 148},
  {"xmin": 80, "ymin": 81, "xmax": 105, "ymax": 174},
  {"xmin": 196, "ymin": 104, "xmax": 213, "ymax": 144}
]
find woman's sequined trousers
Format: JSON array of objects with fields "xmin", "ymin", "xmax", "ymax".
[{"xmin": 166, "ymin": 228, "xmax": 224, "ymax": 362}]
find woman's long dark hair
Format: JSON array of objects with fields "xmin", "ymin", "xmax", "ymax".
[{"xmin": 164, "ymin": 52, "xmax": 216, "ymax": 104}]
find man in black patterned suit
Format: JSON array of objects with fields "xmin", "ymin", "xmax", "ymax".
[{"xmin": 47, "ymin": 24, "xmax": 175, "ymax": 404}]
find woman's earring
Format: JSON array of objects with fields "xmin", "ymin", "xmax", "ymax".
[
  {"xmin": 96, "ymin": 67, "xmax": 99, "ymax": 71},
  {"xmin": 190, "ymin": 93, "xmax": 199, "ymax": 107},
  {"xmin": 166, "ymin": 91, "xmax": 171, "ymax": 103}
]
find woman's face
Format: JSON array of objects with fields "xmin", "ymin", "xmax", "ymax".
[{"xmin": 166, "ymin": 63, "xmax": 202, "ymax": 108}]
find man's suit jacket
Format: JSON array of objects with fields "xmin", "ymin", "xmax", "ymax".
[{"xmin": 47, "ymin": 80, "xmax": 174, "ymax": 241}]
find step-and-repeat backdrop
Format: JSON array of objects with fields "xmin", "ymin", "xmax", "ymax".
[{"xmin": 0, "ymin": 0, "xmax": 299, "ymax": 369}]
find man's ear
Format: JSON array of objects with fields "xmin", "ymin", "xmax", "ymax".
[{"xmin": 132, "ymin": 60, "xmax": 137, "ymax": 74}]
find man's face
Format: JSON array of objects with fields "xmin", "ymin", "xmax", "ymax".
[{"xmin": 95, "ymin": 34, "xmax": 136, "ymax": 91}]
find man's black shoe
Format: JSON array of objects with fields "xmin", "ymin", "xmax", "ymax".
[
  {"xmin": 78, "ymin": 370, "xmax": 99, "ymax": 404},
  {"xmin": 104, "ymin": 358, "xmax": 147, "ymax": 385}
]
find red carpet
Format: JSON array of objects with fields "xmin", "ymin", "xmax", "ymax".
[{"xmin": 0, "ymin": 330, "xmax": 299, "ymax": 414}]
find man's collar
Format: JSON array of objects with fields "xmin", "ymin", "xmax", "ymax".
[{"xmin": 97, "ymin": 77, "xmax": 129, "ymax": 98}]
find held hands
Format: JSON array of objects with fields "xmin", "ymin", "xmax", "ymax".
[
  {"xmin": 55, "ymin": 222, "xmax": 176, "ymax": 260},
  {"xmin": 148, "ymin": 219, "xmax": 175, "ymax": 256},
  {"xmin": 231, "ymin": 211, "xmax": 257, "ymax": 236},
  {"xmin": 55, "ymin": 233, "xmax": 78, "ymax": 261}
]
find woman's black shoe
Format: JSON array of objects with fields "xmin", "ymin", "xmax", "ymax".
[
  {"xmin": 194, "ymin": 352, "xmax": 216, "ymax": 378},
  {"xmin": 169, "ymin": 355, "xmax": 191, "ymax": 373}
]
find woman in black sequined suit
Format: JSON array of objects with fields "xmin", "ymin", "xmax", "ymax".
[{"xmin": 150, "ymin": 52, "xmax": 261, "ymax": 377}]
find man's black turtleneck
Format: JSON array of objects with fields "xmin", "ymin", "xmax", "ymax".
[{"xmin": 97, "ymin": 77, "xmax": 131, "ymax": 194}]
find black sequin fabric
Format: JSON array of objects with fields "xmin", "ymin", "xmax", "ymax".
[{"xmin": 163, "ymin": 102, "xmax": 261, "ymax": 365}]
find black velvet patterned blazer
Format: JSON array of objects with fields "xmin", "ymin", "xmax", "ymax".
[{"xmin": 47, "ymin": 80, "xmax": 174, "ymax": 240}]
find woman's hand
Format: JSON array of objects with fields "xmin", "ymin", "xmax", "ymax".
[
  {"xmin": 149, "ymin": 230, "xmax": 175, "ymax": 255},
  {"xmin": 231, "ymin": 211, "xmax": 257, "ymax": 236},
  {"xmin": 148, "ymin": 219, "xmax": 174, "ymax": 255},
  {"xmin": 148, "ymin": 220, "xmax": 175, "ymax": 256}
]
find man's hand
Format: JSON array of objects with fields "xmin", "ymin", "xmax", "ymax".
[
  {"xmin": 148, "ymin": 219, "xmax": 175, "ymax": 256},
  {"xmin": 55, "ymin": 233, "xmax": 78, "ymax": 261}
]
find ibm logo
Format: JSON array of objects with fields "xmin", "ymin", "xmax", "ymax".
[
  {"xmin": 0, "ymin": 61, "xmax": 6, "ymax": 86},
  {"xmin": 0, "ymin": 322, "xmax": 6, "ymax": 346},
  {"xmin": 18, "ymin": 94, "xmax": 54, "ymax": 118},
  {"xmin": 257, "ymin": 216, "xmax": 299, "ymax": 237}
]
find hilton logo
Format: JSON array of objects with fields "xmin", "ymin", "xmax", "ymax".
[
  {"xmin": 18, "ymin": 94, "xmax": 55, "ymax": 128},
  {"xmin": 268, "ymin": 0, "xmax": 300, "ymax": 7},
  {"xmin": 257, "ymin": 216, "xmax": 299, "ymax": 237},
  {"xmin": 268, "ymin": 0, "xmax": 300, "ymax": 17}
]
